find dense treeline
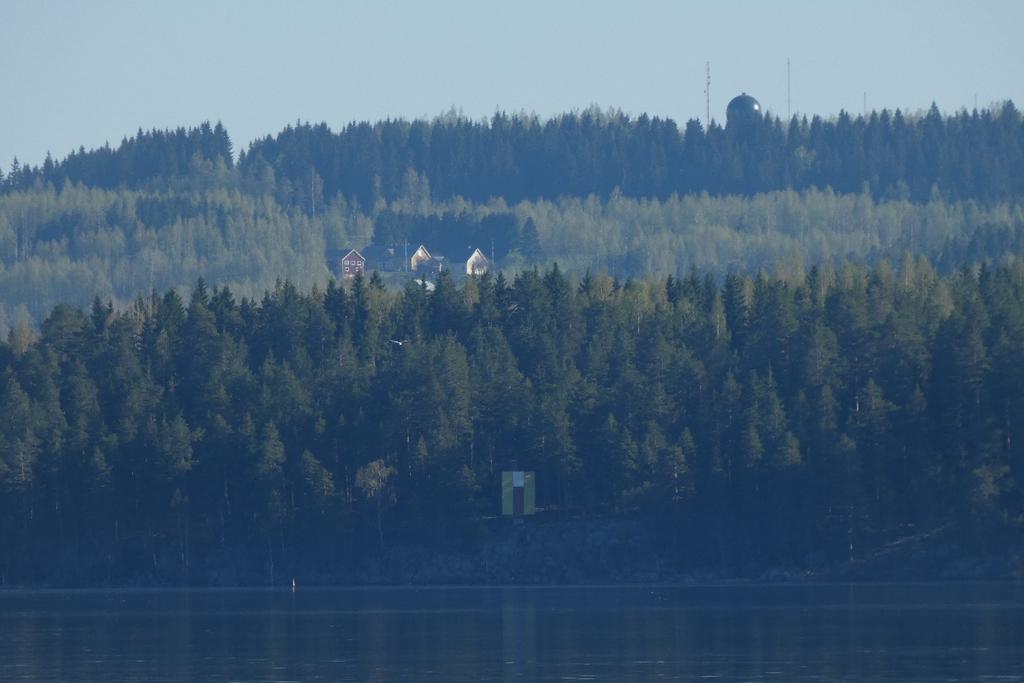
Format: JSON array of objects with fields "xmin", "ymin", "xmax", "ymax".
[
  {"xmin": 3, "ymin": 179, "xmax": 1023, "ymax": 328},
  {"xmin": 0, "ymin": 262, "xmax": 1021, "ymax": 584},
  {"xmin": 237, "ymin": 104, "xmax": 1024, "ymax": 208},
  {"xmin": 238, "ymin": 103, "xmax": 1024, "ymax": 205},
  {"xmin": 4, "ymin": 123, "xmax": 233, "ymax": 192},
  {"xmin": 9, "ymin": 104, "xmax": 1024, "ymax": 208},
  {"xmin": 0, "ymin": 183, "xmax": 330, "ymax": 324},
  {"xmin": 5, "ymin": 105, "xmax": 1023, "ymax": 210},
  {"xmin": 3, "ymin": 107, "xmax": 1024, "ymax": 329}
]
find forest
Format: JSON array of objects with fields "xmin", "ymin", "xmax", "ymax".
[
  {"xmin": 1, "ymin": 180, "xmax": 1023, "ymax": 329},
  {"xmin": 0, "ymin": 262, "xmax": 1022, "ymax": 584},
  {"xmin": 2, "ymin": 105, "xmax": 1023, "ymax": 329},
  {"xmin": 5, "ymin": 104, "xmax": 1024, "ymax": 207},
  {"xmin": 1, "ymin": 105, "xmax": 1023, "ymax": 584}
]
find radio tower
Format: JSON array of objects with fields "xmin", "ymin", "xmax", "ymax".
[
  {"xmin": 704, "ymin": 62, "xmax": 711, "ymax": 128},
  {"xmin": 787, "ymin": 58, "xmax": 791, "ymax": 120}
]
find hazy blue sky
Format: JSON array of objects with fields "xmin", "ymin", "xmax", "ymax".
[{"xmin": 3, "ymin": 0, "xmax": 1023, "ymax": 167}]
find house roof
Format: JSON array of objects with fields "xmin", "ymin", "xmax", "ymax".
[{"xmin": 342, "ymin": 248, "xmax": 365, "ymax": 261}]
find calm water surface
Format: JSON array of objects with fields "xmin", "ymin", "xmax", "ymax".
[{"xmin": 1, "ymin": 583, "xmax": 1022, "ymax": 681}]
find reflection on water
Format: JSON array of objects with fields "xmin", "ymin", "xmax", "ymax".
[{"xmin": 0, "ymin": 584, "xmax": 1022, "ymax": 681}]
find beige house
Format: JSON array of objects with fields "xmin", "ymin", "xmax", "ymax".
[
  {"xmin": 410, "ymin": 244, "xmax": 432, "ymax": 271},
  {"xmin": 466, "ymin": 248, "xmax": 489, "ymax": 276}
]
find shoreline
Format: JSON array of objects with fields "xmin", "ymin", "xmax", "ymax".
[
  {"xmin": 3, "ymin": 513, "xmax": 1021, "ymax": 590},
  {"xmin": 2, "ymin": 577, "xmax": 1024, "ymax": 592}
]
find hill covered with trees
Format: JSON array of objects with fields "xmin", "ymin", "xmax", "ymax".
[
  {"xmin": 1, "ymin": 175, "xmax": 1023, "ymax": 329},
  {"xmin": 7, "ymin": 104, "xmax": 1024, "ymax": 207},
  {"xmin": 0, "ymin": 263, "xmax": 1022, "ymax": 585},
  {"xmin": 1, "ymin": 105, "xmax": 1024, "ymax": 585},
  {"xmin": 1, "ymin": 105, "xmax": 1023, "ymax": 330}
]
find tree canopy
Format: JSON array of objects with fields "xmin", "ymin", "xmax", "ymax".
[
  {"xmin": 1, "ymin": 263, "xmax": 1022, "ymax": 584},
  {"xmin": 8, "ymin": 105, "xmax": 1022, "ymax": 208}
]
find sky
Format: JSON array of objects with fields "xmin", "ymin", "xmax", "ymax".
[{"xmin": 2, "ymin": 0, "xmax": 1023, "ymax": 167}]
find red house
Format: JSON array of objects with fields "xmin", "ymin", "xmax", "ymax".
[{"xmin": 340, "ymin": 249, "xmax": 366, "ymax": 278}]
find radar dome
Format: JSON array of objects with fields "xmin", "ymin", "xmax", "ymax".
[{"xmin": 726, "ymin": 93, "xmax": 762, "ymax": 126}]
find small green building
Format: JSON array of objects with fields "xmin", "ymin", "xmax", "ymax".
[{"xmin": 501, "ymin": 470, "xmax": 536, "ymax": 516}]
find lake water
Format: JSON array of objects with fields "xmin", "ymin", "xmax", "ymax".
[{"xmin": 1, "ymin": 583, "xmax": 1022, "ymax": 681}]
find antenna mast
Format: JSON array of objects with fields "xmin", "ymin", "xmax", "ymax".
[
  {"xmin": 704, "ymin": 61, "xmax": 711, "ymax": 128},
  {"xmin": 787, "ymin": 57, "xmax": 791, "ymax": 120}
]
